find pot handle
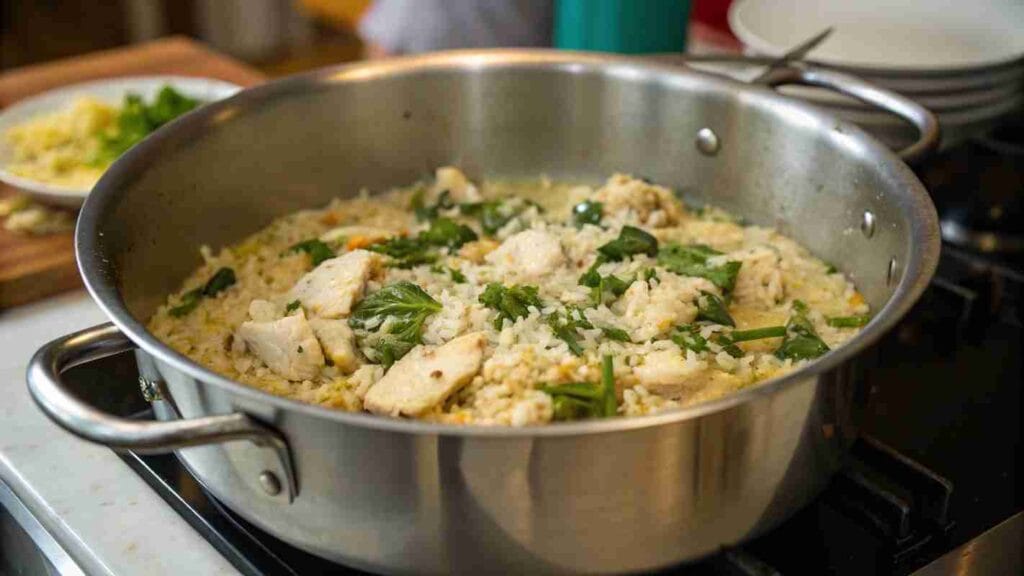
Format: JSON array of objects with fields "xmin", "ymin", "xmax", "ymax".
[
  {"xmin": 758, "ymin": 66, "xmax": 941, "ymax": 165},
  {"xmin": 27, "ymin": 323, "xmax": 297, "ymax": 502}
]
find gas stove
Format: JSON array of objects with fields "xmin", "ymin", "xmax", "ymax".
[{"xmin": 67, "ymin": 127, "xmax": 1023, "ymax": 576}]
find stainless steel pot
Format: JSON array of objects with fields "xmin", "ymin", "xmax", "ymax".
[{"xmin": 28, "ymin": 50, "xmax": 940, "ymax": 575}]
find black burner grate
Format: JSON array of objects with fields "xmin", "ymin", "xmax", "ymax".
[{"xmin": 116, "ymin": 431, "xmax": 955, "ymax": 576}]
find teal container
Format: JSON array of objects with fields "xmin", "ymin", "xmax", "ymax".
[{"xmin": 554, "ymin": 0, "xmax": 691, "ymax": 54}]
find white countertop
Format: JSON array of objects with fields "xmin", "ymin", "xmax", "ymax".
[{"xmin": 0, "ymin": 291, "xmax": 240, "ymax": 576}]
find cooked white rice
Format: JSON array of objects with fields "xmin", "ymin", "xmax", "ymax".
[{"xmin": 148, "ymin": 169, "xmax": 869, "ymax": 426}]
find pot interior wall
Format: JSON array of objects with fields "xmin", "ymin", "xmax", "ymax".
[{"xmin": 83, "ymin": 56, "xmax": 915, "ymax": 322}]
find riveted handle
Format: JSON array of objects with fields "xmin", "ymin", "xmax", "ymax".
[
  {"xmin": 26, "ymin": 323, "xmax": 297, "ymax": 502},
  {"xmin": 758, "ymin": 66, "xmax": 941, "ymax": 165}
]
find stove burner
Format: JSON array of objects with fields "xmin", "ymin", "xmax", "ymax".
[{"xmin": 922, "ymin": 110, "xmax": 1024, "ymax": 255}]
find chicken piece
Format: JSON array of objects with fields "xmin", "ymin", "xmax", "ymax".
[
  {"xmin": 248, "ymin": 299, "xmax": 281, "ymax": 322},
  {"xmin": 633, "ymin": 349, "xmax": 705, "ymax": 399},
  {"xmin": 592, "ymin": 173, "xmax": 683, "ymax": 227},
  {"xmin": 615, "ymin": 273, "xmax": 714, "ymax": 341},
  {"xmin": 485, "ymin": 229, "xmax": 564, "ymax": 279},
  {"xmin": 289, "ymin": 249, "xmax": 380, "ymax": 319},
  {"xmin": 364, "ymin": 332, "xmax": 487, "ymax": 417},
  {"xmin": 309, "ymin": 318, "xmax": 359, "ymax": 373},
  {"xmin": 236, "ymin": 312, "xmax": 325, "ymax": 381},
  {"xmin": 729, "ymin": 247, "xmax": 785, "ymax": 309},
  {"xmin": 432, "ymin": 166, "xmax": 481, "ymax": 203}
]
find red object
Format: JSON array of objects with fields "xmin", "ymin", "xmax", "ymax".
[{"xmin": 691, "ymin": 0, "xmax": 735, "ymax": 37}]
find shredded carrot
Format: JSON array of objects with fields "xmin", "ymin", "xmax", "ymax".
[
  {"xmin": 346, "ymin": 235, "xmax": 376, "ymax": 251},
  {"xmin": 848, "ymin": 292, "xmax": 865, "ymax": 307}
]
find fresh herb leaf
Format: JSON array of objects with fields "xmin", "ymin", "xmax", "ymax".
[
  {"xmin": 824, "ymin": 263, "xmax": 838, "ymax": 274},
  {"xmin": 546, "ymin": 307, "xmax": 592, "ymax": 356},
  {"xmin": 600, "ymin": 325, "xmax": 631, "ymax": 342},
  {"xmin": 539, "ymin": 382, "xmax": 605, "ymax": 401},
  {"xmin": 710, "ymin": 325, "xmax": 786, "ymax": 358},
  {"xmin": 285, "ymin": 299, "xmax": 301, "ymax": 314},
  {"xmin": 657, "ymin": 243, "xmax": 742, "ymax": 294},
  {"xmin": 168, "ymin": 288, "xmax": 203, "ymax": 318},
  {"xmin": 201, "ymin": 267, "xmax": 236, "ymax": 297},
  {"xmin": 728, "ymin": 326, "xmax": 786, "ymax": 342},
  {"xmin": 168, "ymin": 267, "xmax": 235, "ymax": 317},
  {"xmin": 775, "ymin": 300, "xmax": 830, "ymax": 361},
  {"xmin": 368, "ymin": 236, "xmax": 437, "ymax": 268},
  {"xmin": 412, "ymin": 189, "xmax": 453, "ymax": 222},
  {"xmin": 419, "ymin": 217, "xmax": 478, "ymax": 249},
  {"xmin": 549, "ymin": 393, "xmax": 601, "ymax": 421},
  {"xmin": 459, "ymin": 200, "xmax": 517, "ymax": 235},
  {"xmin": 431, "ymin": 264, "xmax": 466, "ymax": 283},
  {"xmin": 479, "ymin": 283, "xmax": 542, "ymax": 329},
  {"xmin": 671, "ymin": 324, "xmax": 708, "ymax": 353},
  {"xmin": 696, "ymin": 291, "xmax": 735, "ymax": 326},
  {"xmin": 349, "ymin": 281, "xmax": 441, "ymax": 331},
  {"xmin": 92, "ymin": 87, "xmax": 200, "ymax": 166},
  {"xmin": 826, "ymin": 315, "xmax": 870, "ymax": 328},
  {"xmin": 572, "ymin": 200, "xmax": 603, "ymax": 227},
  {"xmin": 370, "ymin": 216, "xmax": 476, "ymax": 268},
  {"xmin": 539, "ymin": 355, "xmax": 617, "ymax": 421},
  {"xmin": 580, "ymin": 267, "xmax": 633, "ymax": 307},
  {"xmin": 349, "ymin": 281, "xmax": 442, "ymax": 369},
  {"xmin": 597, "ymin": 226, "xmax": 659, "ymax": 262},
  {"xmin": 287, "ymin": 239, "xmax": 335, "ymax": 267},
  {"xmin": 601, "ymin": 355, "xmax": 617, "ymax": 417}
]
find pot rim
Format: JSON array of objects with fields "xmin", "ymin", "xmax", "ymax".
[{"xmin": 76, "ymin": 48, "xmax": 940, "ymax": 438}]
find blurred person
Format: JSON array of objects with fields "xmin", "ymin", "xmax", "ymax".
[{"xmin": 358, "ymin": 0, "xmax": 553, "ymax": 57}]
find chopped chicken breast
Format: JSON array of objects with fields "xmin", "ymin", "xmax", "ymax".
[
  {"xmin": 593, "ymin": 173, "xmax": 684, "ymax": 227},
  {"xmin": 433, "ymin": 166, "xmax": 481, "ymax": 203},
  {"xmin": 237, "ymin": 312, "xmax": 325, "ymax": 381},
  {"xmin": 248, "ymin": 299, "xmax": 280, "ymax": 322},
  {"xmin": 364, "ymin": 332, "xmax": 487, "ymax": 417},
  {"xmin": 309, "ymin": 318, "xmax": 359, "ymax": 373},
  {"xmin": 485, "ymin": 229, "xmax": 564, "ymax": 279},
  {"xmin": 615, "ymin": 273, "xmax": 715, "ymax": 341},
  {"xmin": 633, "ymin": 349, "xmax": 706, "ymax": 398},
  {"xmin": 289, "ymin": 249, "xmax": 379, "ymax": 319}
]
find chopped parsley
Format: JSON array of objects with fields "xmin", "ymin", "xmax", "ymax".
[
  {"xmin": 369, "ymin": 217, "xmax": 477, "ymax": 268},
  {"xmin": 411, "ymin": 189, "xmax": 453, "ymax": 222},
  {"xmin": 546, "ymin": 307, "xmax": 593, "ymax": 356},
  {"xmin": 826, "ymin": 315, "xmax": 870, "ymax": 328},
  {"xmin": 431, "ymin": 264, "xmax": 466, "ymax": 283},
  {"xmin": 284, "ymin": 299, "xmax": 301, "ymax": 314},
  {"xmin": 540, "ymin": 355, "xmax": 617, "ymax": 421},
  {"xmin": 91, "ymin": 86, "xmax": 201, "ymax": 166},
  {"xmin": 775, "ymin": 301, "xmax": 830, "ymax": 361},
  {"xmin": 287, "ymin": 239, "xmax": 335, "ymax": 267},
  {"xmin": 168, "ymin": 267, "xmax": 236, "ymax": 317},
  {"xmin": 695, "ymin": 291, "xmax": 735, "ymax": 326},
  {"xmin": 418, "ymin": 217, "xmax": 478, "ymax": 249},
  {"xmin": 656, "ymin": 243, "xmax": 742, "ymax": 294},
  {"xmin": 349, "ymin": 281, "xmax": 442, "ymax": 369},
  {"xmin": 572, "ymin": 200, "xmax": 603, "ymax": 227},
  {"xmin": 597, "ymin": 225, "xmax": 659, "ymax": 261},
  {"xmin": 479, "ymin": 283, "xmax": 543, "ymax": 329},
  {"xmin": 600, "ymin": 325, "xmax": 631, "ymax": 343}
]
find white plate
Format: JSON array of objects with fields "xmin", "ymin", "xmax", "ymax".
[
  {"xmin": 0, "ymin": 76, "xmax": 242, "ymax": 207},
  {"xmin": 729, "ymin": 0, "xmax": 1024, "ymax": 73},
  {"xmin": 779, "ymin": 78, "xmax": 1024, "ymax": 112}
]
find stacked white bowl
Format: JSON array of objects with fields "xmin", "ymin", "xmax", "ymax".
[{"xmin": 728, "ymin": 0, "xmax": 1024, "ymax": 150}]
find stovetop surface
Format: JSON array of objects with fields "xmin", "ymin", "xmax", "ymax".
[{"xmin": 65, "ymin": 129, "xmax": 1023, "ymax": 575}]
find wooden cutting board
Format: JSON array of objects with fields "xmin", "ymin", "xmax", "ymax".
[{"xmin": 0, "ymin": 36, "xmax": 266, "ymax": 309}]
